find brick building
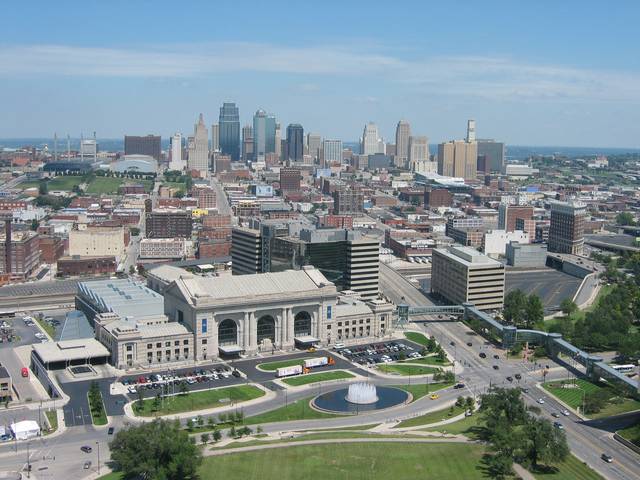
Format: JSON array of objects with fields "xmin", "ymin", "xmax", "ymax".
[
  {"xmin": 424, "ymin": 188, "xmax": 453, "ymax": 208},
  {"xmin": 145, "ymin": 210, "xmax": 193, "ymax": 239},
  {"xmin": 57, "ymin": 256, "xmax": 116, "ymax": 276},
  {"xmin": 39, "ymin": 235, "xmax": 65, "ymax": 264}
]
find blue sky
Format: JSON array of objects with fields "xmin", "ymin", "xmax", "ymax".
[{"xmin": 2, "ymin": 1, "xmax": 639, "ymax": 147}]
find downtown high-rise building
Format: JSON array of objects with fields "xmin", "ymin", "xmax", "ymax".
[
  {"xmin": 437, "ymin": 140, "xmax": 477, "ymax": 180},
  {"xmin": 211, "ymin": 123, "xmax": 220, "ymax": 152},
  {"xmin": 466, "ymin": 119, "xmax": 476, "ymax": 142},
  {"xmin": 394, "ymin": 120, "xmax": 411, "ymax": 168},
  {"xmin": 242, "ymin": 125, "xmax": 254, "ymax": 162},
  {"xmin": 286, "ymin": 124, "xmax": 304, "ymax": 164},
  {"xmin": 408, "ymin": 136, "xmax": 435, "ymax": 173},
  {"xmin": 219, "ymin": 102, "xmax": 240, "ymax": 161},
  {"xmin": 124, "ymin": 134, "xmax": 161, "ymax": 160},
  {"xmin": 169, "ymin": 133, "xmax": 185, "ymax": 171},
  {"xmin": 187, "ymin": 113, "xmax": 209, "ymax": 173},
  {"xmin": 253, "ymin": 110, "xmax": 277, "ymax": 160},
  {"xmin": 306, "ymin": 133, "xmax": 322, "ymax": 162},
  {"xmin": 361, "ymin": 122, "xmax": 381, "ymax": 155},
  {"xmin": 548, "ymin": 200, "xmax": 586, "ymax": 255},
  {"xmin": 322, "ymin": 139, "xmax": 343, "ymax": 165},
  {"xmin": 478, "ymin": 139, "xmax": 506, "ymax": 173},
  {"xmin": 274, "ymin": 123, "xmax": 282, "ymax": 159}
]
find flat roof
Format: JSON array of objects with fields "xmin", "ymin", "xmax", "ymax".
[
  {"xmin": 435, "ymin": 246, "xmax": 503, "ymax": 268},
  {"xmin": 78, "ymin": 278, "xmax": 164, "ymax": 321},
  {"xmin": 33, "ymin": 339, "xmax": 110, "ymax": 364},
  {"xmin": 219, "ymin": 345, "xmax": 243, "ymax": 354},
  {"xmin": 294, "ymin": 335, "xmax": 319, "ymax": 344}
]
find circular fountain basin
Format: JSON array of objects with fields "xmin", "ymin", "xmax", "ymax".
[{"xmin": 312, "ymin": 385, "xmax": 409, "ymax": 414}]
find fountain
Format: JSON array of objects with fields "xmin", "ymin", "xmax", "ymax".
[{"xmin": 345, "ymin": 382, "xmax": 378, "ymax": 404}]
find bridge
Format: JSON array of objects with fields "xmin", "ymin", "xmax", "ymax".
[{"xmin": 398, "ymin": 303, "xmax": 639, "ymax": 397}]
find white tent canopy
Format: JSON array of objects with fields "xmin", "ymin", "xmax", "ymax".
[{"xmin": 10, "ymin": 420, "xmax": 40, "ymax": 440}]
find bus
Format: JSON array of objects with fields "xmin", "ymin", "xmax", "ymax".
[{"xmin": 612, "ymin": 364, "xmax": 636, "ymax": 374}]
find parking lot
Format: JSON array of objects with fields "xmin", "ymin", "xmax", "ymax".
[
  {"xmin": 335, "ymin": 339, "xmax": 425, "ymax": 367},
  {"xmin": 505, "ymin": 269, "xmax": 582, "ymax": 312}
]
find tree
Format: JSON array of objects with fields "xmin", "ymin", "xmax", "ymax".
[
  {"xmin": 228, "ymin": 425, "xmax": 236, "ymax": 438},
  {"xmin": 179, "ymin": 381, "xmax": 188, "ymax": 395},
  {"xmin": 38, "ymin": 181, "xmax": 48, "ymax": 195},
  {"xmin": 207, "ymin": 416, "xmax": 216, "ymax": 429},
  {"xmin": 465, "ymin": 396, "xmax": 475, "ymax": 413},
  {"xmin": 30, "ymin": 219, "xmax": 39, "ymax": 231},
  {"xmin": 135, "ymin": 388, "xmax": 144, "ymax": 411},
  {"xmin": 200, "ymin": 432, "xmax": 209, "ymax": 444},
  {"xmin": 437, "ymin": 349, "xmax": 447, "ymax": 363},
  {"xmin": 524, "ymin": 295, "xmax": 544, "ymax": 328},
  {"xmin": 521, "ymin": 416, "xmax": 569, "ymax": 469},
  {"xmin": 583, "ymin": 389, "xmax": 608, "ymax": 414},
  {"xmin": 197, "ymin": 415, "xmax": 204, "ymax": 427},
  {"xmin": 186, "ymin": 419, "xmax": 194, "ymax": 431},
  {"xmin": 560, "ymin": 298, "xmax": 578, "ymax": 316},
  {"xmin": 503, "ymin": 290, "xmax": 527, "ymax": 325},
  {"xmin": 213, "ymin": 429, "xmax": 222, "ymax": 442},
  {"xmin": 110, "ymin": 419, "xmax": 202, "ymax": 480},
  {"xmin": 616, "ymin": 212, "xmax": 635, "ymax": 226},
  {"xmin": 129, "ymin": 265, "xmax": 135, "ymax": 275}
]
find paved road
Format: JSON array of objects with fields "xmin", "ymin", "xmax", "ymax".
[{"xmin": 209, "ymin": 177, "xmax": 233, "ymax": 218}]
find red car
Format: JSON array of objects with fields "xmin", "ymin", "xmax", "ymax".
[{"xmin": 21, "ymin": 367, "xmax": 29, "ymax": 378}]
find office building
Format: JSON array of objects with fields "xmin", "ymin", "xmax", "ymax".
[
  {"xmin": 242, "ymin": 125, "xmax": 254, "ymax": 162},
  {"xmin": 0, "ymin": 230, "xmax": 40, "ymax": 279},
  {"xmin": 187, "ymin": 114, "xmax": 209, "ymax": 173},
  {"xmin": 253, "ymin": 110, "xmax": 277, "ymax": 160},
  {"xmin": 274, "ymin": 123, "xmax": 282, "ymax": 159},
  {"xmin": 478, "ymin": 140, "xmax": 505, "ymax": 173},
  {"xmin": 332, "ymin": 186, "xmax": 364, "ymax": 215},
  {"xmin": 506, "ymin": 242, "xmax": 547, "ymax": 268},
  {"xmin": 431, "ymin": 246, "xmax": 505, "ymax": 310},
  {"xmin": 124, "ymin": 135, "xmax": 161, "ymax": 161},
  {"xmin": 498, "ymin": 204, "xmax": 534, "ymax": 233},
  {"xmin": 280, "ymin": 168, "xmax": 301, "ymax": 193},
  {"xmin": 145, "ymin": 210, "xmax": 193, "ymax": 239},
  {"xmin": 437, "ymin": 140, "xmax": 477, "ymax": 180},
  {"xmin": 322, "ymin": 139, "xmax": 343, "ymax": 165},
  {"xmin": 394, "ymin": 120, "xmax": 411, "ymax": 168},
  {"xmin": 219, "ymin": 102, "xmax": 240, "ymax": 161},
  {"xmin": 231, "ymin": 226, "xmax": 263, "ymax": 275},
  {"xmin": 361, "ymin": 122, "xmax": 381, "ymax": 155},
  {"xmin": 0, "ymin": 366, "xmax": 11, "ymax": 401},
  {"xmin": 169, "ymin": 133, "xmax": 185, "ymax": 171},
  {"xmin": 483, "ymin": 230, "xmax": 530, "ymax": 257},
  {"xmin": 548, "ymin": 200, "xmax": 586, "ymax": 255},
  {"xmin": 408, "ymin": 136, "xmax": 428, "ymax": 171},
  {"xmin": 286, "ymin": 124, "xmax": 304, "ymax": 163},
  {"xmin": 424, "ymin": 188, "xmax": 453, "ymax": 208},
  {"xmin": 307, "ymin": 133, "xmax": 322, "ymax": 162},
  {"xmin": 211, "ymin": 123, "xmax": 220, "ymax": 152},
  {"xmin": 197, "ymin": 187, "xmax": 217, "ymax": 209},
  {"xmin": 466, "ymin": 119, "xmax": 476, "ymax": 142},
  {"xmin": 139, "ymin": 238, "xmax": 186, "ymax": 260}
]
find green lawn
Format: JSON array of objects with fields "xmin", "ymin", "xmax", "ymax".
[
  {"xmin": 532, "ymin": 454, "xmax": 604, "ymax": 480},
  {"xmin": 377, "ymin": 364, "xmax": 440, "ymax": 376},
  {"xmin": 200, "ymin": 442, "xmax": 488, "ymax": 480},
  {"xmin": 88, "ymin": 392, "xmax": 108, "ymax": 426},
  {"xmin": 404, "ymin": 331, "xmax": 430, "ymax": 346},
  {"xmin": 257, "ymin": 358, "xmax": 305, "ymax": 371},
  {"xmin": 543, "ymin": 379, "xmax": 640, "ymax": 418},
  {"xmin": 244, "ymin": 396, "xmax": 342, "ymax": 425},
  {"xmin": 44, "ymin": 410, "xmax": 58, "ymax": 434},
  {"xmin": 395, "ymin": 405, "xmax": 466, "ymax": 428},
  {"xmin": 85, "ymin": 177, "xmax": 124, "ymax": 194},
  {"xmin": 162, "ymin": 181, "xmax": 187, "ymax": 194},
  {"xmin": 421, "ymin": 412, "xmax": 481, "ymax": 437},
  {"xmin": 394, "ymin": 381, "xmax": 455, "ymax": 401},
  {"xmin": 97, "ymin": 474, "xmax": 123, "ymax": 480},
  {"xmin": 135, "ymin": 385, "xmax": 264, "ymax": 417},
  {"xmin": 617, "ymin": 422, "xmax": 640, "ymax": 447},
  {"xmin": 282, "ymin": 371, "xmax": 354, "ymax": 387},
  {"xmin": 43, "ymin": 176, "xmax": 85, "ymax": 191},
  {"xmin": 35, "ymin": 317, "xmax": 56, "ymax": 339},
  {"xmin": 399, "ymin": 356, "xmax": 451, "ymax": 366}
]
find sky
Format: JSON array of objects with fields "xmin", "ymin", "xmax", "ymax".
[{"xmin": 1, "ymin": 0, "xmax": 639, "ymax": 147}]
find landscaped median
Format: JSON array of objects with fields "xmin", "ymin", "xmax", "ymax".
[
  {"xmin": 377, "ymin": 363, "xmax": 441, "ymax": 376},
  {"xmin": 542, "ymin": 378, "xmax": 640, "ymax": 419},
  {"xmin": 88, "ymin": 381, "xmax": 108, "ymax": 426},
  {"xmin": 133, "ymin": 385, "xmax": 265, "ymax": 417},
  {"xmin": 256, "ymin": 358, "xmax": 306, "ymax": 372},
  {"xmin": 280, "ymin": 370, "xmax": 354, "ymax": 387}
]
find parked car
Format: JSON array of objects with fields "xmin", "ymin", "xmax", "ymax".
[
  {"xmin": 429, "ymin": 394, "xmax": 439, "ymax": 400},
  {"xmin": 492, "ymin": 365, "xmax": 499, "ymax": 370},
  {"xmin": 514, "ymin": 373, "xmax": 521, "ymax": 380},
  {"xmin": 493, "ymin": 354, "xmax": 499, "ymax": 360},
  {"xmin": 466, "ymin": 342, "xmax": 473, "ymax": 347},
  {"xmin": 21, "ymin": 367, "xmax": 29, "ymax": 378},
  {"xmin": 506, "ymin": 376, "xmax": 513, "ymax": 382},
  {"xmin": 232, "ymin": 370, "xmax": 241, "ymax": 378}
]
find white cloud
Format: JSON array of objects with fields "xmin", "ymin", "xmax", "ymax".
[{"xmin": 1, "ymin": 43, "xmax": 639, "ymax": 103}]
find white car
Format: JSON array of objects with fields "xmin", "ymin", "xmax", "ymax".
[
  {"xmin": 220, "ymin": 371, "xmax": 231, "ymax": 378},
  {"xmin": 537, "ymin": 398, "xmax": 545, "ymax": 404},
  {"xmin": 127, "ymin": 386, "xmax": 137, "ymax": 394},
  {"xmin": 562, "ymin": 410, "xmax": 570, "ymax": 416}
]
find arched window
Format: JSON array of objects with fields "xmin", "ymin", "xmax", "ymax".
[
  {"xmin": 294, "ymin": 311, "xmax": 312, "ymax": 336},
  {"xmin": 218, "ymin": 319, "xmax": 238, "ymax": 346},
  {"xmin": 257, "ymin": 315, "xmax": 276, "ymax": 344}
]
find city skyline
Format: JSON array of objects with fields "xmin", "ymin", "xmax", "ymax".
[{"xmin": 1, "ymin": 2, "xmax": 640, "ymax": 147}]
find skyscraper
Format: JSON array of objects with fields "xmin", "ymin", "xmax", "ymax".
[
  {"xmin": 219, "ymin": 102, "xmax": 240, "ymax": 161},
  {"xmin": 306, "ymin": 133, "xmax": 322, "ymax": 162},
  {"xmin": 253, "ymin": 110, "xmax": 277, "ymax": 160},
  {"xmin": 478, "ymin": 139, "xmax": 506, "ymax": 173},
  {"xmin": 408, "ymin": 136, "xmax": 434, "ymax": 173},
  {"xmin": 286, "ymin": 124, "xmax": 304, "ymax": 164},
  {"xmin": 437, "ymin": 140, "xmax": 477, "ymax": 180},
  {"xmin": 187, "ymin": 113, "xmax": 209, "ymax": 173},
  {"xmin": 466, "ymin": 119, "xmax": 476, "ymax": 142},
  {"xmin": 322, "ymin": 139, "xmax": 343, "ymax": 165},
  {"xmin": 548, "ymin": 200, "xmax": 586, "ymax": 255},
  {"xmin": 242, "ymin": 125, "xmax": 254, "ymax": 162},
  {"xmin": 394, "ymin": 120, "xmax": 411, "ymax": 168},
  {"xmin": 211, "ymin": 123, "xmax": 220, "ymax": 152},
  {"xmin": 361, "ymin": 122, "xmax": 380, "ymax": 155},
  {"xmin": 124, "ymin": 135, "xmax": 161, "ymax": 160},
  {"xmin": 274, "ymin": 123, "xmax": 282, "ymax": 160},
  {"xmin": 169, "ymin": 133, "xmax": 185, "ymax": 171}
]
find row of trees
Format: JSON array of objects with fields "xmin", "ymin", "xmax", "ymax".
[
  {"xmin": 480, "ymin": 388, "xmax": 569, "ymax": 478},
  {"xmin": 503, "ymin": 290, "xmax": 544, "ymax": 329},
  {"xmin": 88, "ymin": 381, "xmax": 106, "ymax": 423},
  {"xmin": 421, "ymin": 335, "xmax": 448, "ymax": 363}
]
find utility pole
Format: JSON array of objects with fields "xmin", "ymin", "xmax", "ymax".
[
  {"xmin": 26, "ymin": 441, "xmax": 31, "ymax": 478},
  {"xmin": 96, "ymin": 441, "xmax": 100, "ymax": 474}
]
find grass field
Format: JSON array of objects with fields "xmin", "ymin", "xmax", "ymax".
[
  {"xmin": 282, "ymin": 371, "xmax": 354, "ymax": 386},
  {"xmin": 394, "ymin": 381, "xmax": 455, "ymax": 401},
  {"xmin": 395, "ymin": 405, "xmax": 466, "ymax": 428},
  {"xmin": 532, "ymin": 454, "xmax": 604, "ymax": 480},
  {"xmin": 420, "ymin": 411, "xmax": 481, "ymax": 437},
  {"xmin": 618, "ymin": 423, "xmax": 640, "ymax": 447},
  {"xmin": 257, "ymin": 358, "xmax": 305, "ymax": 371},
  {"xmin": 543, "ymin": 379, "xmax": 640, "ymax": 418},
  {"xmin": 404, "ymin": 331, "xmax": 430, "ymax": 346},
  {"xmin": 377, "ymin": 364, "xmax": 440, "ymax": 376},
  {"xmin": 399, "ymin": 356, "xmax": 451, "ymax": 366},
  {"xmin": 85, "ymin": 177, "xmax": 124, "ymax": 194},
  {"xmin": 135, "ymin": 385, "xmax": 264, "ymax": 417},
  {"xmin": 162, "ymin": 181, "xmax": 187, "ymax": 194},
  {"xmin": 244, "ymin": 396, "xmax": 342, "ymax": 425},
  {"xmin": 200, "ymin": 442, "xmax": 488, "ymax": 479},
  {"xmin": 41, "ymin": 176, "xmax": 84, "ymax": 191},
  {"xmin": 44, "ymin": 410, "xmax": 58, "ymax": 434}
]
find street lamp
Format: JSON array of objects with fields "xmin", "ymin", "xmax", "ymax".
[{"xmin": 96, "ymin": 441, "xmax": 100, "ymax": 474}]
